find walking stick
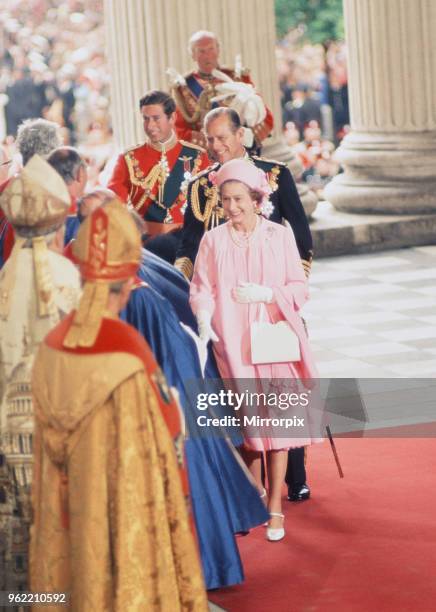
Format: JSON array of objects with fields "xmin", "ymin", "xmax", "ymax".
[{"xmin": 326, "ymin": 425, "xmax": 344, "ymax": 478}]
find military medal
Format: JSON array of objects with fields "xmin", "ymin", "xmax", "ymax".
[{"xmin": 179, "ymin": 155, "xmax": 194, "ymax": 196}]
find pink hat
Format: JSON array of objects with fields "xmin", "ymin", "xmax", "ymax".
[{"xmin": 210, "ymin": 159, "xmax": 273, "ymax": 217}]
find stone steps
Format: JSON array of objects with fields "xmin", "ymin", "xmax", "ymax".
[{"xmin": 310, "ymin": 201, "xmax": 436, "ymax": 258}]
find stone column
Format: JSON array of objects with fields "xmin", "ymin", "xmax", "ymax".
[
  {"xmin": 104, "ymin": 0, "xmax": 316, "ymax": 215},
  {"xmin": 325, "ymin": 0, "xmax": 436, "ymax": 213}
]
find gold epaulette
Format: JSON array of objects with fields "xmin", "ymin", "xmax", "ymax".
[
  {"xmin": 174, "ymin": 257, "xmax": 193, "ymax": 281},
  {"xmin": 179, "ymin": 139, "xmax": 205, "ymax": 153},
  {"xmin": 123, "ymin": 143, "xmax": 144, "ymax": 155},
  {"xmin": 189, "ymin": 162, "xmax": 219, "ymax": 184},
  {"xmin": 251, "ymin": 155, "xmax": 286, "ymax": 167}
]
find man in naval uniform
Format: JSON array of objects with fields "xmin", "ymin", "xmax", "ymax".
[
  {"xmin": 108, "ymin": 90, "xmax": 209, "ymax": 263},
  {"xmin": 175, "ymin": 106, "xmax": 313, "ymax": 502},
  {"xmin": 170, "ymin": 30, "xmax": 274, "ymax": 154},
  {"xmin": 175, "ymin": 107, "xmax": 313, "ymax": 281}
]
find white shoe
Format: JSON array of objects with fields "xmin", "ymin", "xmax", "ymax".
[{"xmin": 266, "ymin": 512, "xmax": 285, "ymax": 542}]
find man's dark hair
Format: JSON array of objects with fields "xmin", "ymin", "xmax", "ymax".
[
  {"xmin": 46, "ymin": 147, "xmax": 86, "ymax": 185},
  {"xmin": 204, "ymin": 107, "xmax": 242, "ymax": 133},
  {"xmin": 139, "ymin": 90, "xmax": 176, "ymax": 117}
]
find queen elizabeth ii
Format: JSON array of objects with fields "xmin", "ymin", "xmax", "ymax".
[{"xmin": 189, "ymin": 158, "xmax": 321, "ymax": 542}]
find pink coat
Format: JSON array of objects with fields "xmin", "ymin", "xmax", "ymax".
[{"xmin": 190, "ymin": 218, "xmax": 321, "ymax": 451}]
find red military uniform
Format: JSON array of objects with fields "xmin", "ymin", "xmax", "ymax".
[
  {"xmin": 108, "ymin": 133, "xmax": 210, "ymax": 262},
  {"xmin": 108, "ymin": 134, "xmax": 209, "ymax": 230},
  {"xmin": 172, "ymin": 67, "xmax": 274, "ymax": 149}
]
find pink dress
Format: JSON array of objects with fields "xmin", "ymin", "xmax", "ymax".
[{"xmin": 190, "ymin": 217, "xmax": 323, "ymax": 451}]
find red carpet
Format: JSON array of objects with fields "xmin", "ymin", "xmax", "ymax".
[{"xmin": 209, "ymin": 437, "xmax": 436, "ymax": 612}]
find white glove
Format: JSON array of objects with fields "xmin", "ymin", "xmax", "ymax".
[
  {"xmin": 166, "ymin": 67, "xmax": 186, "ymax": 87},
  {"xmin": 232, "ymin": 282, "xmax": 274, "ymax": 304},
  {"xmin": 180, "ymin": 322, "xmax": 208, "ymax": 376},
  {"xmin": 196, "ymin": 309, "xmax": 219, "ymax": 343}
]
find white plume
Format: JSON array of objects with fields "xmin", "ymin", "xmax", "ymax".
[
  {"xmin": 166, "ymin": 67, "xmax": 186, "ymax": 87},
  {"xmin": 212, "ymin": 82, "xmax": 266, "ymax": 127}
]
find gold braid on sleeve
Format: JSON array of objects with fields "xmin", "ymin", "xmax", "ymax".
[
  {"xmin": 206, "ymin": 187, "xmax": 221, "ymax": 230},
  {"xmin": 174, "ymin": 257, "xmax": 193, "ymax": 281},
  {"xmin": 191, "ymin": 180, "xmax": 206, "ymax": 222},
  {"xmin": 203, "ymin": 199, "xmax": 215, "ymax": 230},
  {"xmin": 191, "ymin": 181, "xmax": 220, "ymax": 230},
  {"xmin": 301, "ymin": 254, "xmax": 313, "ymax": 278}
]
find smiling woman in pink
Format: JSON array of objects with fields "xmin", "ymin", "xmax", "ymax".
[{"xmin": 189, "ymin": 158, "xmax": 320, "ymax": 542}]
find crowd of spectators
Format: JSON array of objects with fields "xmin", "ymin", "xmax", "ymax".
[
  {"xmin": 0, "ymin": 0, "xmax": 113, "ymax": 184},
  {"xmin": 277, "ymin": 34, "xmax": 349, "ymax": 195},
  {"xmin": 1, "ymin": 3, "xmax": 349, "ymax": 197}
]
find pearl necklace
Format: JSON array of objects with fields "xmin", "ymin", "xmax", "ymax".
[{"xmin": 229, "ymin": 216, "xmax": 258, "ymax": 248}]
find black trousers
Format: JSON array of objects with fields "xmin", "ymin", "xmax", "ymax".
[
  {"xmin": 261, "ymin": 447, "xmax": 306, "ymax": 488},
  {"xmin": 285, "ymin": 447, "xmax": 306, "ymax": 489}
]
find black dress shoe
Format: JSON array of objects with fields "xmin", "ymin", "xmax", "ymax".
[{"xmin": 287, "ymin": 483, "xmax": 310, "ymax": 501}]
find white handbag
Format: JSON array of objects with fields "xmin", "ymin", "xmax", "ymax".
[{"xmin": 250, "ymin": 319, "xmax": 301, "ymax": 365}]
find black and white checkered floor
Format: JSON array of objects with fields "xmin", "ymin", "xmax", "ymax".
[{"xmin": 303, "ymin": 246, "xmax": 436, "ymax": 378}]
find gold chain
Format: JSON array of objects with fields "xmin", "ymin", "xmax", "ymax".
[{"xmin": 191, "ymin": 179, "xmax": 219, "ymax": 223}]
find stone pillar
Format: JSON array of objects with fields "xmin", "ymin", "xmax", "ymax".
[
  {"xmin": 325, "ymin": 0, "xmax": 436, "ymax": 213},
  {"xmin": 104, "ymin": 0, "xmax": 316, "ymax": 215}
]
